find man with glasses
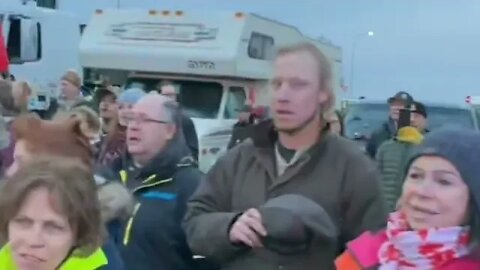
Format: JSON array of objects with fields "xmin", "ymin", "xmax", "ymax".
[{"xmin": 114, "ymin": 92, "xmax": 202, "ymax": 270}]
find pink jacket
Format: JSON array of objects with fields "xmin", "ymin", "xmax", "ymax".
[{"xmin": 335, "ymin": 230, "xmax": 480, "ymax": 270}]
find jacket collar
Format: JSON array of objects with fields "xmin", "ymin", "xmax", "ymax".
[
  {"xmin": 251, "ymin": 119, "xmax": 331, "ymax": 182},
  {"xmin": 121, "ymin": 137, "xmax": 195, "ymax": 191},
  {"xmin": 251, "ymin": 119, "xmax": 278, "ymax": 148},
  {"xmin": 0, "ymin": 244, "xmax": 107, "ymax": 270},
  {"xmin": 138, "ymin": 137, "xmax": 194, "ymax": 179},
  {"xmin": 251, "ymin": 119, "xmax": 330, "ymax": 150}
]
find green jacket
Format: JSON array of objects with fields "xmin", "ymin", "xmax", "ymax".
[
  {"xmin": 0, "ymin": 244, "xmax": 108, "ymax": 270},
  {"xmin": 183, "ymin": 120, "xmax": 387, "ymax": 270},
  {"xmin": 376, "ymin": 126, "xmax": 424, "ymax": 212}
]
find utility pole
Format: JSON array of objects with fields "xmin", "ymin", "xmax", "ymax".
[{"xmin": 349, "ymin": 31, "xmax": 374, "ymax": 97}]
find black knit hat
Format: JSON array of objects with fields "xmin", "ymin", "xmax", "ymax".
[{"xmin": 406, "ymin": 128, "xmax": 480, "ymax": 215}]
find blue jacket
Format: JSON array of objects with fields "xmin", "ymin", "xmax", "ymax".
[
  {"xmin": 101, "ymin": 238, "xmax": 125, "ymax": 270},
  {"xmin": 366, "ymin": 119, "xmax": 396, "ymax": 158},
  {"xmin": 113, "ymin": 138, "xmax": 201, "ymax": 270},
  {"xmin": 94, "ymin": 168, "xmax": 133, "ymax": 270}
]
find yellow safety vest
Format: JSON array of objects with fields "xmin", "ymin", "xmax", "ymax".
[{"xmin": 0, "ymin": 244, "xmax": 108, "ymax": 270}]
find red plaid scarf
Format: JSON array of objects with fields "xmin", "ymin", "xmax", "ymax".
[{"xmin": 378, "ymin": 211, "xmax": 470, "ymax": 269}]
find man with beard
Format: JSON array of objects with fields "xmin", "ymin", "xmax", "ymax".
[{"xmin": 183, "ymin": 43, "xmax": 387, "ymax": 270}]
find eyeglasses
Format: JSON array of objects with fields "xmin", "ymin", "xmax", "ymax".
[{"xmin": 124, "ymin": 112, "xmax": 170, "ymax": 125}]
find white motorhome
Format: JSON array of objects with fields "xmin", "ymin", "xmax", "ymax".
[
  {"xmin": 79, "ymin": 9, "xmax": 343, "ymax": 171},
  {"xmin": 0, "ymin": 0, "xmax": 81, "ymax": 103}
]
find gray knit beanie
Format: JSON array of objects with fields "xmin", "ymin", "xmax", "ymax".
[{"xmin": 406, "ymin": 127, "xmax": 480, "ymax": 215}]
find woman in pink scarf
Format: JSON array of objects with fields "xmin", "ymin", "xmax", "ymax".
[{"xmin": 336, "ymin": 128, "xmax": 480, "ymax": 270}]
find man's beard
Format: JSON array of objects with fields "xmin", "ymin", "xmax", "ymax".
[{"xmin": 275, "ymin": 110, "xmax": 319, "ymax": 136}]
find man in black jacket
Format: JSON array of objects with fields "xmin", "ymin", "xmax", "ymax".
[
  {"xmin": 227, "ymin": 104, "xmax": 255, "ymax": 150},
  {"xmin": 366, "ymin": 91, "xmax": 414, "ymax": 158},
  {"xmin": 113, "ymin": 92, "xmax": 201, "ymax": 270},
  {"xmin": 411, "ymin": 101, "xmax": 429, "ymax": 134},
  {"xmin": 159, "ymin": 81, "xmax": 199, "ymax": 161}
]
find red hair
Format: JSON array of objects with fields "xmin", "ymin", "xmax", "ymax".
[{"xmin": 11, "ymin": 114, "xmax": 94, "ymax": 168}]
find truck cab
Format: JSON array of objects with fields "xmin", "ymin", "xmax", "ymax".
[
  {"xmin": 465, "ymin": 95, "xmax": 480, "ymax": 127},
  {"xmin": 343, "ymin": 98, "xmax": 480, "ymax": 153},
  {"xmin": 1, "ymin": 0, "xmax": 81, "ymax": 98},
  {"xmin": 79, "ymin": 9, "xmax": 343, "ymax": 171}
]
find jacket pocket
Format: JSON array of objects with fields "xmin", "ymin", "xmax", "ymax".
[{"xmin": 123, "ymin": 202, "xmax": 141, "ymax": 246}]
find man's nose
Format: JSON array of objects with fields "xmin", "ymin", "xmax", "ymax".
[
  {"xmin": 274, "ymin": 82, "xmax": 291, "ymax": 102},
  {"xmin": 128, "ymin": 121, "xmax": 140, "ymax": 131},
  {"xmin": 412, "ymin": 180, "xmax": 434, "ymax": 198}
]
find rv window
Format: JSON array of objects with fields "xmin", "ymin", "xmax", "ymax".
[
  {"xmin": 7, "ymin": 18, "xmax": 21, "ymax": 61},
  {"xmin": 224, "ymin": 87, "xmax": 247, "ymax": 119},
  {"xmin": 125, "ymin": 78, "xmax": 223, "ymax": 119},
  {"xmin": 37, "ymin": 0, "xmax": 56, "ymax": 9},
  {"xmin": 248, "ymin": 32, "xmax": 275, "ymax": 60}
]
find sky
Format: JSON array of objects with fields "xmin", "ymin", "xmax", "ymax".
[{"xmin": 62, "ymin": 0, "xmax": 480, "ymax": 104}]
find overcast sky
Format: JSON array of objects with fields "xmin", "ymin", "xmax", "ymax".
[{"xmin": 66, "ymin": 0, "xmax": 480, "ymax": 103}]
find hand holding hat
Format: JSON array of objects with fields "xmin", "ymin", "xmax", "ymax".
[{"xmin": 229, "ymin": 208, "xmax": 267, "ymax": 248}]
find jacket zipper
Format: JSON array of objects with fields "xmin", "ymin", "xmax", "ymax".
[{"xmin": 123, "ymin": 202, "xmax": 141, "ymax": 246}]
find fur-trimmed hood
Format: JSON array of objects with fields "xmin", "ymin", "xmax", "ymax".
[{"xmin": 94, "ymin": 172, "xmax": 134, "ymax": 223}]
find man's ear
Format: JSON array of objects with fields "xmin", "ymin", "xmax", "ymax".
[
  {"xmin": 165, "ymin": 124, "xmax": 177, "ymax": 140},
  {"xmin": 317, "ymin": 89, "xmax": 331, "ymax": 107}
]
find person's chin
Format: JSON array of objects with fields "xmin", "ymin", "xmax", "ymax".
[
  {"xmin": 14, "ymin": 253, "xmax": 44, "ymax": 270},
  {"xmin": 406, "ymin": 214, "xmax": 434, "ymax": 230},
  {"xmin": 127, "ymin": 145, "xmax": 143, "ymax": 155},
  {"xmin": 274, "ymin": 118, "xmax": 292, "ymax": 129},
  {"xmin": 274, "ymin": 123, "xmax": 293, "ymax": 132}
]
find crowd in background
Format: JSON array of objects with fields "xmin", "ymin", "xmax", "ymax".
[{"xmin": 0, "ymin": 41, "xmax": 478, "ymax": 270}]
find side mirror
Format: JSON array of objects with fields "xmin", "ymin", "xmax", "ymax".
[
  {"xmin": 353, "ymin": 132, "xmax": 369, "ymax": 141},
  {"xmin": 20, "ymin": 18, "xmax": 40, "ymax": 62}
]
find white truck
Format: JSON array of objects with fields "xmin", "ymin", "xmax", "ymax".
[
  {"xmin": 79, "ymin": 9, "xmax": 343, "ymax": 171},
  {"xmin": 0, "ymin": 0, "xmax": 81, "ymax": 107}
]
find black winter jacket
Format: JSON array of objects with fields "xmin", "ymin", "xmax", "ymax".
[{"xmin": 113, "ymin": 140, "xmax": 201, "ymax": 270}]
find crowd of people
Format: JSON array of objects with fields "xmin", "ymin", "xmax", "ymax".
[{"xmin": 0, "ymin": 41, "xmax": 478, "ymax": 270}]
